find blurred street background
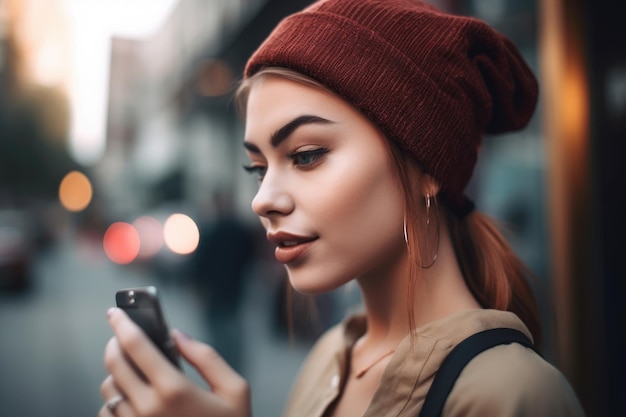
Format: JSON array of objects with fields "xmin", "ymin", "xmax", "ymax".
[
  {"xmin": 0, "ymin": 1, "xmax": 624, "ymax": 416},
  {"xmin": 0, "ymin": 230, "xmax": 319, "ymax": 417}
]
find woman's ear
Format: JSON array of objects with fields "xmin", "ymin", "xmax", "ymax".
[{"xmin": 422, "ymin": 174, "xmax": 440, "ymax": 198}]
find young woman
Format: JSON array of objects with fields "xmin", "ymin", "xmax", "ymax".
[{"xmin": 99, "ymin": 1, "xmax": 586, "ymax": 416}]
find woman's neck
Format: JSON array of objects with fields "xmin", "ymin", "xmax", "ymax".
[{"xmin": 356, "ymin": 223, "xmax": 481, "ymax": 352}]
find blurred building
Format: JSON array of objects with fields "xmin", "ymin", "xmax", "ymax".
[
  {"xmin": 101, "ymin": 0, "xmax": 309, "ymax": 223},
  {"xmin": 0, "ymin": 0, "xmax": 75, "ymax": 205},
  {"xmin": 0, "ymin": 0, "xmax": 78, "ymax": 264}
]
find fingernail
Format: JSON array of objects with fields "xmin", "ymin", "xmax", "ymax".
[{"xmin": 107, "ymin": 307, "xmax": 118, "ymax": 319}]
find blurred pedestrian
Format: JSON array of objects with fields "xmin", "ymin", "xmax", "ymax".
[
  {"xmin": 191, "ymin": 189, "xmax": 254, "ymax": 373},
  {"xmin": 99, "ymin": 1, "xmax": 586, "ymax": 417}
]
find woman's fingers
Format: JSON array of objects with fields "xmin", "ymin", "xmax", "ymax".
[
  {"xmin": 107, "ymin": 308, "xmax": 182, "ymax": 391},
  {"xmin": 172, "ymin": 329, "xmax": 251, "ymax": 407},
  {"xmin": 100, "ymin": 374, "xmax": 117, "ymax": 398},
  {"xmin": 99, "ymin": 375, "xmax": 135, "ymax": 417},
  {"xmin": 105, "ymin": 308, "xmax": 251, "ymax": 417},
  {"xmin": 103, "ymin": 336, "xmax": 153, "ymax": 402},
  {"xmin": 100, "ymin": 394, "xmax": 133, "ymax": 417}
]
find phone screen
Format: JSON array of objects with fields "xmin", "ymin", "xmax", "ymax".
[{"xmin": 115, "ymin": 286, "xmax": 182, "ymax": 369}]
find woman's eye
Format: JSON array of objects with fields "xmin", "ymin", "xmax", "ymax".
[
  {"xmin": 242, "ymin": 164, "xmax": 267, "ymax": 181},
  {"xmin": 288, "ymin": 148, "xmax": 328, "ymax": 168}
]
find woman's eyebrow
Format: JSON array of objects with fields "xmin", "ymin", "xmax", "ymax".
[
  {"xmin": 270, "ymin": 115, "xmax": 334, "ymax": 147},
  {"xmin": 243, "ymin": 114, "xmax": 334, "ymax": 153}
]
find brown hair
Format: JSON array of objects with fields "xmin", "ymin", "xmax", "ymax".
[
  {"xmin": 235, "ymin": 67, "xmax": 542, "ymax": 347},
  {"xmin": 451, "ymin": 212, "xmax": 542, "ymax": 346},
  {"xmin": 388, "ymin": 144, "xmax": 542, "ymax": 348}
]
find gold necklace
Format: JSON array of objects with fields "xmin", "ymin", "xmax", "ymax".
[{"xmin": 354, "ymin": 350, "xmax": 395, "ymax": 379}]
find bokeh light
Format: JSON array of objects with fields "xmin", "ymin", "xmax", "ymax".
[
  {"xmin": 163, "ymin": 213, "xmax": 199, "ymax": 255},
  {"xmin": 58, "ymin": 170, "xmax": 93, "ymax": 212},
  {"xmin": 103, "ymin": 222, "xmax": 140, "ymax": 264},
  {"xmin": 133, "ymin": 216, "xmax": 164, "ymax": 259}
]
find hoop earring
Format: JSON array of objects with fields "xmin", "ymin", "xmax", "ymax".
[
  {"xmin": 403, "ymin": 214, "xmax": 408, "ymax": 246},
  {"xmin": 422, "ymin": 193, "xmax": 440, "ymax": 269}
]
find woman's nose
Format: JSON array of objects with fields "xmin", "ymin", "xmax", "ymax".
[{"xmin": 251, "ymin": 174, "xmax": 295, "ymax": 219}]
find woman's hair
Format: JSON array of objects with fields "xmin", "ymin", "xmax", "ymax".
[
  {"xmin": 235, "ymin": 67, "xmax": 322, "ymax": 118},
  {"xmin": 387, "ymin": 143, "xmax": 542, "ymax": 348},
  {"xmin": 236, "ymin": 67, "xmax": 542, "ymax": 347}
]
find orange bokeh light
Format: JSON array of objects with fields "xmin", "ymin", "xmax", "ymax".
[
  {"xmin": 103, "ymin": 222, "xmax": 140, "ymax": 264},
  {"xmin": 59, "ymin": 170, "xmax": 93, "ymax": 212}
]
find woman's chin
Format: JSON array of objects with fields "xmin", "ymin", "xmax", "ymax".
[{"xmin": 287, "ymin": 271, "xmax": 347, "ymax": 295}]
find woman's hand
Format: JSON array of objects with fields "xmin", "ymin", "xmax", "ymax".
[{"xmin": 99, "ymin": 308, "xmax": 251, "ymax": 417}]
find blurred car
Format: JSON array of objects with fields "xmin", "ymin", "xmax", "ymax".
[{"xmin": 0, "ymin": 209, "xmax": 33, "ymax": 291}]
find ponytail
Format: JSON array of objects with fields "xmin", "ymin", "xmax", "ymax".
[
  {"xmin": 388, "ymin": 141, "xmax": 542, "ymax": 348},
  {"xmin": 447, "ymin": 210, "xmax": 542, "ymax": 348}
]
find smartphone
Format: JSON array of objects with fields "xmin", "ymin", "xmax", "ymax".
[{"xmin": 115, "ymin": 286, "xmax": 182, "ymax": 369}]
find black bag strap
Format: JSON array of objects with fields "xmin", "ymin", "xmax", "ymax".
[{"xmin": 419, "ymin": 328, "xmax": 538, "ymax": 417}]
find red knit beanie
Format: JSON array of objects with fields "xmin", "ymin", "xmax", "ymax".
[{"xmin": 244, "ymin": 0, "xmax": 538, "ymax": 216}]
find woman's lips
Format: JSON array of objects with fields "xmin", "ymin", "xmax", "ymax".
[{"xmin": 274, "ymin": 239, "xmax": 317, "ymax": 264}]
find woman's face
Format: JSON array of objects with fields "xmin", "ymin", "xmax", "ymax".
[{"xmin": 243, "ymin": 76, "xmax": 406, "ymax": 293}]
